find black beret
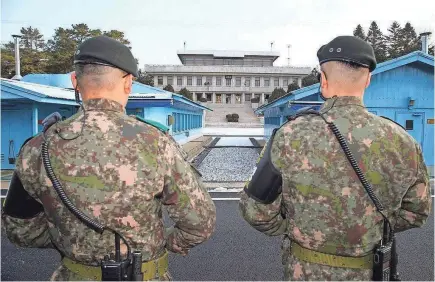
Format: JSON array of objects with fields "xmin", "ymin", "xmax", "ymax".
[
  {"xmin": 73, "ymin": 36, "xmax": 138, "ymax": 77},
  {"xmin": 317, "ymin": 36, "xmax": 376, "ymax": 72}
]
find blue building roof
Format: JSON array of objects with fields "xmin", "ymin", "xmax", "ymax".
[
  {"xmin": 18, "ymin": 73, "xmax": 211, "ymax": 111},
  {"xmin": 255, "ymin": 51, "xmax": 435, "ymax": 114}
]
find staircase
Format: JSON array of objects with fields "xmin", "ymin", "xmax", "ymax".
[{"xmin": 204, "ymin": 103, "xmax": 263, "ymax": 128}]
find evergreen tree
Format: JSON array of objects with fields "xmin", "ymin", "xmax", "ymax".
[
  {"xmin": 287, "ymin": 81, "xmax": 300, "ymax": 93},
  {"xmin": 163, "ymin": 84, "xmax": 175, "ymax": 92},
  {"xmin": 399, "ymin": 22, "xmax": 420, "ymax": 56},
  {"xmin": 386, "ymin": 21, "xmax": 403, "ymax": 59},
  {"xmin": 366, "ymin": 21, "xmax": 388, "ymax": 63},
  {"xmin": 178, "ymin": 87, "xmax": 193, "ymax": 100},
  {"xmin": 268, "ymin": 87, "xmax": 287, "ymax": 102},
  {"xmin": 302, "ymin": 68, "xmax": 319, "ymax": 87},
  {"xmin": 353, "ymin": 24, "xmax": 366, "ymax": 40}
]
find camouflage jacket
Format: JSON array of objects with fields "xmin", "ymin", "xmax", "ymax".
[
  {"xmin": 240, "ymin": 96, "xmax": 431, "ymax": 257},
  {"xmin": 2, "ymin": 98, "xmax": 216, "ymax": 265}
]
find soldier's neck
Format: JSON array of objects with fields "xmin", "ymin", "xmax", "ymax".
[{"xmin": 82, "ymin": 93, "xmax": 127, "ymax": 108}]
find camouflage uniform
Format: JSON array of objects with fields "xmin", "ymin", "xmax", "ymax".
[
  {"xmin": 2, "ymin": 98, "xmax": 216, "ymax": 280},
  {"xmin": 239, "ymin": 96, "xmax": 431, "ymax": 280}
]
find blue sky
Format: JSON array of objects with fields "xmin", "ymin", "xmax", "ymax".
[{"xmin": 2, "ymin": 0, "xmax": 434, "ymax": 69}]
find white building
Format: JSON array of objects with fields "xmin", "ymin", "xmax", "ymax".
[{"xmin": 144, "ymin": 50, "xmax": 311, "ymax": 105}]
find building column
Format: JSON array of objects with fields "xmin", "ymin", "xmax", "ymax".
[
  {"xmin": 212, "ymin": 92, "xmax": 216, "ymax": 103},
  {"xmin": 242, "ymin": 92, "xmax": 245, "ymax": 103},
  {"xmin": 252, "ymin": 93, "xmax": 255, "ymax": 99},
  {"xmin": 298, "ymin": 77, "xmax": 302, "ymax": 87},
  {"xmin": 192, "ymin": 92, "xmax": 197, "ymax": 101},
  {"xmin": 202, "ymin": 93, "xmax": 206, "ymax": 99},
  {"xmin": 261, "ymin": 93, "xmax": 265, "ymax": 104},
  {"xmin": 154, "ymin": 76, "xmax": 158, "ymax": 86},
  {"xmin": 32, "ymin": 104, "xmax": 39, "ymax": 134},
  {"xmin": 222, "ymin": 94, "xmax": 226, "ymax": 104}
]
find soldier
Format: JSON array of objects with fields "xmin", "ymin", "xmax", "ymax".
[
  {"xmin": 2, "ymin": 36, "xmax": 216, "ymax": 281},
  {"xmin": 239, "ymin": 36, "xmax": 431, "ymax": 281}
]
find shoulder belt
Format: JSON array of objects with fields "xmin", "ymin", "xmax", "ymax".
[
  {"xmin": 380, "ymin": 116, "xmax": 406, "ymax": 131},
  {"xmin": 134, "ymin": 116, "xmax": 169, "ymax": 134}
]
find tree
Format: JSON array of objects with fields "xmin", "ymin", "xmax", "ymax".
[
  {"xmin": 45, "ymin": 24, "xmax": 131, "ymax": 73},
  {"xmin": 268, "ymin": 87, "xmax": 287, "ymax": 102},
  {"xmin": 429, "ymin": 44, "xmax": 434, "ymax": 56},
  {"xmin": 178, "ymin": 87, "xmax": 193, "ymax": 100},
  {"xmin": 302, "ymin": 68, "xmax": 319, "ymax": 87},
  {"xmin": 386, "ymin": 21, "xmax": 403, "ymax": 59},
  {"xmin": 1, "ymin": 26, "xmax": 49, "ymax": 77},
  {"xmin": 366, "ymin": 21, "xmax": 388, "ymax": 63},
  {"xmin": 137, "ymin": 70, "xmax": 154, "ymax": 86},
  {"xmin": 163, "ymin": 84, "xmax": 175, "ymax": 92},
  {"xmin": 399, "ymin": 22, "xmax": 420, "ymax": 56},
  {"xmin": 287, "ymin": 81, "xmax": 300, "ymax": 93},
  {"xmin": 353, "ymin": 24, "xmax": 366, "ymax": 40}
]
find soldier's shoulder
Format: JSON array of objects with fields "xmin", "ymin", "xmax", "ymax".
[
  {"xmin": 376, "ymin": 115, "xmax": 419, "ymax": 147},
  {"xmin": 279, "ymin": 109, "xmax": 324, "ymax": 132}
]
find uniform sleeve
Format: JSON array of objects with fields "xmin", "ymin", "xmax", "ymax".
[
  {"xmin": 394, "ymin": 144, "xmax": 432, "ymax": 232},
  {"xmin": 239, "ymin": 129, "xmax": 288, "ymax": 236},
  {"xmin": 1, "ymin": 139, "xmax": 53, "ymax": 248},
  {"xmin": 158, "ymin": 135, "xmax": 216, "ymax": 255}
]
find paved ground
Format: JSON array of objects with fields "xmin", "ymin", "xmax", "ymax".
[{"xmin": 1, "ymin": 200, "xmax": 433, "ymax": 281}]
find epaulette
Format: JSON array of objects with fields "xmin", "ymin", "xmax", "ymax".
[
  {"xmin": 134, "ymin": 115, "xmax": 169, "ymax": 134},
  {"xmin": 283, "ymin": 107, "xmax": 320, "ymax": 125},
  {"xmin": 380, "ymin": 116, "xmax": 406, "ymax": 131},
  {"xmin": 42, "ymin": 112, "xmax": 62, "ymax": 133}
]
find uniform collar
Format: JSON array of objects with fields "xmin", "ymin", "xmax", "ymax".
[
  {"xmin": 320, "ymin": 96, "xmax": 364, "ymax": 112},
  {"xmin": 82, "ymin": 98, "xmax": 125, "ymax": 113}
]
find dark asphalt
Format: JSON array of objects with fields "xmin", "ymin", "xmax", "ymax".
[{"xmin": 1, "ymin": 200, "xmax": 434, "ymax": 281}]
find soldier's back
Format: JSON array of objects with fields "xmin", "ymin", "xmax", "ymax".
[
  {"xmin": 272, "ymin": 98, "xmax": 429, "ymax": 280},
  {"xmin": 18, "ymin": 99, "xmax": 172, "ymax": 266}
]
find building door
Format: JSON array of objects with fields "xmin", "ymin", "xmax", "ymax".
[
  {"xmin": 1, "ymin": 110, "xmax": 32, "ymax": 170},
  {"xmin": 396, "ymin": 112, "xmax": 424, "ymax": 147},
  {"xmin": 226, "ymin": 95, "xmax": 231, "ymax": 104}
]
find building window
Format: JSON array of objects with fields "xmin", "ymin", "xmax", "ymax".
[
  {"xmin": 216, "ymin": 77, "xmax": 222, "ymax": 86},
  {"xmin": 187, "ymin": 76, "xmax": 192, "ymax": 86},
  {"xmin": 236, "ymin": 77, "xmax": 241, "ymax": 87},
  {"xmin": 235, "ymin": 94, "xmax": 242, "ymax": 104},
  {"xmin": 245, "ymin": 78, "xmax": 250, "ymax": 87},
  {"xmin": 177, "ymin": 76, "xmax": 182, "ymax": 86},
  {"xmin": 405, "ymin": 120, "xmax": 414, "ymax": 130},
  {"xmin": 255, "ymin": 77, "xmax": 260, "ymax": 87},
  {"xmin": 245, "ymin": 93, "xmax": 251, "ymax": 101},
  {"xmin": 226, "ymin": 78, "xmax": 231, "ymax": 86},
  {"xmin": 274, "ymin": 78, "xmax": 279, "ymax": 87},
  {"xmin": 283, "ymin": 78, "xmax": 288, "ymax": 87},
  {"xmin": 167, "ymin": 76, "xmax": 173, "ymax": 86},
  {"xmin": 216, "ymin": 94, "xmax": 222, "ymax": 103},
  {"xmin": 196, "ymin": 93, "xmax": 202, "ymax": 101},
  {"xmin": 158, "ymin": 76, "xmax": 163, "ymax": 85},
  {"xmin": 197, "ymin": 77, "xmax": 202, "ymax": 86},
  {"xmin": 264, "ymin": 78, "xmax": 270, "ymax": 87},
  {"xmin": 206, "ymin": 76, "xmax": 212, "ymax": 85}
]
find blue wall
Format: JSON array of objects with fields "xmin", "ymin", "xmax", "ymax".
[{"xmin": 1, "ymin": 101, "xmax": 76, "ymax": 169}]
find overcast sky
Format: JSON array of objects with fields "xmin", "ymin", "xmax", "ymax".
[{"xmin": 1, "ymin": 0, "xmax": 434, "ymax": 69}]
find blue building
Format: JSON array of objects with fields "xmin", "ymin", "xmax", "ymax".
[
  {"xmin": 255, "ymin": 51, "xmax": 434, "ymax": 173},
  {"xmin": 1, "ymin": 76, "xmax": 210, "ymax": 170}
]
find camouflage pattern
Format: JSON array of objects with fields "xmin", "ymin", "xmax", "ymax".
[
  {"xmin": 2, "ymin": 98, "xmax": 216, "ymax": 281},
  {"xmin": 239, "ymin": 96, "xmax": 432, "ymax": 281}
]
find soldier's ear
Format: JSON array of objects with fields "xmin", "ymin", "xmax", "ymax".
[
  {"xmin": 123, "ymin": 74, "xmax": 133, "ymax": 95},
  {"xmin": 365, "ymin": 73, "xmax": 371, "ymax": 89},
  {"xmin": 71, "ymin": 72, "xmax": 78, "ymax": 90}
]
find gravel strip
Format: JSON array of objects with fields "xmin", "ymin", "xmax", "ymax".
[
  {"xmin": 191, "ymin": 137, "xmax": 221, "ymax": 167},
  {"xmin": 198, "ymin": 147, "xmax": 259, "ymax": 182}
]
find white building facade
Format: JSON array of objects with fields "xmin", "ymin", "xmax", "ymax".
[{"xmin": 144, "ymin": 50, "xmax": 311, "ymax": 105}]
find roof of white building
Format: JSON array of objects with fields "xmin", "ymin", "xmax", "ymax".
[{"xmin": 177, "ymin": 50, "xmax": 280, "ymax": 58}]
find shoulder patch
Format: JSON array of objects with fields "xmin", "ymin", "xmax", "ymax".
[
  {"xmin": 380, "ymin": 116, "xmax": 406, "ymax": 131},
  {"xmin": 134, "ymin": 115, "xmax": 169, "ymax": 134}
]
